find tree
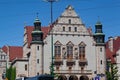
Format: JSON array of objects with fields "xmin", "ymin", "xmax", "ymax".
[
  {"xmin": 106, "ymin": 62, "xmax": 118, "ymax": 80},
  {"xmin": 6, "ymin": 66, "xmax": 16, "ymax": 80}
]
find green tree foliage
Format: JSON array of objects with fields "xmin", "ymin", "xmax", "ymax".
[
  {"xmin": 6, "ymin": 66, "xmax": 16, "ymax": 80},
  {"xmin": 106, "ymin": 62, "xmax": 118, "ymax": 80}
]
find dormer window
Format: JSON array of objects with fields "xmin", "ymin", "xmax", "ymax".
[{"xmin": 68, "ymin": 19, "xmax": 71, "ymax": 24}]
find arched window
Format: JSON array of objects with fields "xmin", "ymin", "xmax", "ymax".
[
  {"xmin": 63, "ymin": 26, "xmax": 65, "ymax": 31},
  {"xmin": 54, "ymin": 41, "xmax": 62, "ymax": 56},
  {"xmin": 68, "ymin": 19, "xmax": 71, "ymax": 24},
  {"xmin": 66, "ymin": 41, "xmax": 74, "ymax": 58},
  {"xmin": 79, "ymin": 42, "xmax": 86, "ymax": 58},
  {"xmin": 69, "ymin": 27, "xmax": 71, "ymax": 32},
  {"xmin": 55, "ymin": 45, "xmax": 61, "ymax": 55},
  {"xmin": 74, "ymin": 27, "xmax": 77, "ymax": 32}
]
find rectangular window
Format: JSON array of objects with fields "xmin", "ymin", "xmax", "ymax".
[
  {"xmin": 67, "ymin": 46, "xmax": 73, "ymax": 55},
  {"xmin": 69, "ymin": 19, "xmax": 71, "ymax": 24},
  {"xmin": 101, "ymin": 60, "xmax": 102, "ymax": 65},
  {"xmin": 37, "ymin": 46, "xmax": 39, "ymax": 50},
  {"xmin": 74, "ymin": 27, "xmax": 77, "ymax": 32},
  {"xmin": 55, "ymin": 46, "xmax": 61, "ymax": 55},
  {"xmin": 100, "ymin": 48, "xmax": 102, "ymax": 52},
  {"xmin": 79, "ymin": 46, "xmax": 85, "ymax": 54},
  {"xmin": 69, "ymin": 27, "xmax": 71, "ymax": 32},
  {"xmin": 37, "ymin": 59, "xmax": 39, "ymax": 64},
  {"xmin": 25, "ymin": 64, "xmax": 27, "ymax": 71},
  {"xmin": 63, "ymin": 27, "xmax": 65, "ymax": 31}
]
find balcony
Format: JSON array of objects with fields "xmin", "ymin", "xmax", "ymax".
[
  {"xmin": 66, "ymin": 61, "xmax": 75, "ymax": 66},
  {"xmin": 54, "ymin": 55, "xmax": 63, "ymax": 66},
  {"xmin": 54, "ymin": 70, "xmax": 92, "ymax": 75},
  {"xmin": 54, "ymin": 59, "xmax": 63, "ymax": 66},
  {"xmin": 66, "ymin": 54, "xmax": 75, "ymax": 66},
  {"xmin": 79, "ymin": 59, "xmax": 88, "ymax": 66}
]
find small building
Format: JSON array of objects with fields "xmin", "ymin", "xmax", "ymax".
[
  {"xmin": 2, "ymin": 46, "xmax": 23, "ymax": 79},
  {"xmin": 106, "ymin": 36, "xmax": 120, "ymax": 79},
  {"xmin": 0, "ymin": 48, "xmax": 8, "ymax": 80}
]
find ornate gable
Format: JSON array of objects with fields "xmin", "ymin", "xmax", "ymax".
[{"xmin": 53, "ymin": 5, "xmax": 90, "ymax": 35}]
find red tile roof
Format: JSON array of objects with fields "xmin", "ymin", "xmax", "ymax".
[
  {"xmin": 106, "ymin": 49, "xmax": 115, "ymax": 63},
  {"xmin": 106, "ymin": 36, "xmax": 120, "ymax": 63},
  {"xmin": 1, "ymin": 26, "xmax": 51, "ymax": 62},
  {"xmin": 25, "ymin": 26, "xmax": 50, "ymax": 47},
  {"xmin": 113, "ymin": 37, "xmax": 120, "ymax": 53},
  {"xmin": 2, "ymin": 46, "xmax": 23, "ymax": 62}
]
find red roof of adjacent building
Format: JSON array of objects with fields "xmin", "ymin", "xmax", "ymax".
[
  {"xmin": 1, "ymin": 26, "xmax": 51, "ymax": 62},
  {"xmin": 106, "ymin": 49, "xmax": 115, "ymax": 63},
  {"xmin": 106, "ymin": 36, "xmax": 120, "ymax": 63},
  {"xmin": 2, "ymin": 46, "xmax": 23, "ymax": 62},
  {"xmin": 25, "ymin": 26, "xmax": 51, "ymax": 47}
]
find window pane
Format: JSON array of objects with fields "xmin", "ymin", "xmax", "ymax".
[
  {"xmin": 75, "ymin": 27, "xmax": 77, "ymax": 32},
  {"xmin": 69, "ymin": 27, "xmax": 71, "ymax": 32},
  {"xmin": 55, "ymin": 45, "xmax": 61, "ymax": 55},
  {"xmin": 67, "ymin": 46, "xmax": 73, "ymax": 54},
  {"xmin": 69, "ymin": 19, "xmax": 71, "ymax": 24}
]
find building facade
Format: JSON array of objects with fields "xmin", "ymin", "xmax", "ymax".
[
  {"xmin": 0, "ymin": 48, "xmax": 8, "ymax": 80},
  {"xmin": 2, "ymin": 45, "xmax": 23, "ymax": 79},
  {"xmin": 22, "ymin": 5, "xmax": 106, "ymax": 80},
  {"xmin": 106, "ymin": 36, "xmax": 120, "ymax": 80},
  {"xmin": 1, "ymin": 5, "xmax": 106, "ymax": 80}
]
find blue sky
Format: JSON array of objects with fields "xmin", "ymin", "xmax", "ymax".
[{"xmin": 0, "ymin": 0, "xmax": 120, "ymax": 47}]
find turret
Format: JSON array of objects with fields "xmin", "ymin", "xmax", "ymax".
[
  {"xmin": 94, "ymin": 20, "xmax": 105, "ymax": 45},
  {"xmin": 29, "ymin": 17, "xmax": 44, "ymax": 76},
  {"xmin": 31, "ymin": 17, "xmax": 44, "ymax": 44}
]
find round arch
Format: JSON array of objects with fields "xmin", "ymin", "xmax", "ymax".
[
  {"xmin": 57, "ymin": 75, "xmax": 67, "ymax": 80},
  {"xmin": 79, "ymin": 75, "xmax": 89, "ymax": 80},
  {"xmin": 69, "ymin": 75, "xmax": 78, "ymax": 80}
]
